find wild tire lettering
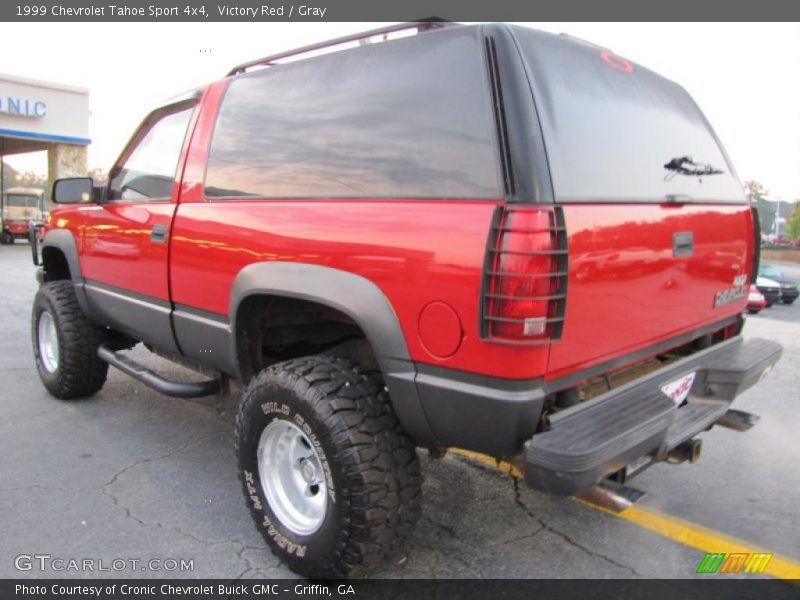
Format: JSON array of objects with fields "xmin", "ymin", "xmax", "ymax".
[
  {"xmin": 293, "ymin": 414, "xmax": 336, "ymax": 503},
  {"xmin": 262, "ymin": 402, "xmax": 290, "ymax": 415}
]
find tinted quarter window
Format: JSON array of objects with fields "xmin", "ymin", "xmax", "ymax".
[
  {"xmin": 511, "ymin": 26, "xmax": 745, "ymax": 203},
  {"xmin": 108, "ymin": 107, "xmax": 193, "ymax": 202},
  {"xmin": 205, "ymin": 29, "xmax": 501, "ymax": 199}
]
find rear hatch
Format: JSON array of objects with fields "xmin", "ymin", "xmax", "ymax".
[{"xmin": 509, "ymin": 27, "xmax": 754, "ymax": 379}]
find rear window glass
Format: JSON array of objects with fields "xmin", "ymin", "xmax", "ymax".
[
  {"xmin": 205, "ymin": 28, "xmax": 501, "ymax": 199},
  {"xmin": 511, "ymin": 27, "xmax": 745, "ymax": 203}
]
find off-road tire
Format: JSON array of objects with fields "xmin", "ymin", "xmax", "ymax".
[
  {"xmin": 1, "ymin": 230, "xmax": 13, "ymax": 244},
  {"xmin": 235, "ymin": 355, "xmax": 422, "ymax": 578},
  {"xmin": 32, "ymin": 281, "xmax": 109, "ymax": 399}
]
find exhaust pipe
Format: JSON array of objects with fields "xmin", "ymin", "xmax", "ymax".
[
  {"xmin": 668, "ymin": 438, "xmax": 702, "ymax": 464},
  {"xmin": 716, "ymin": 408, "xmax": 760, "ymax": 432}
]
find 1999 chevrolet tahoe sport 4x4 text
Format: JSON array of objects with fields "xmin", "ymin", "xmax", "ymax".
[{"xmin": 30, "ymin": 22, "xmax": 782, "ymax": 578}]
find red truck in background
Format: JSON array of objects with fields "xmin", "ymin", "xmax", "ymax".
[
  {"xmin": 2, "ymin": 186, "xmax": 43, "ymax": 244},
  {"xmin": 30, "ymin": 22, "xmax": 782, "ymax": 578}
]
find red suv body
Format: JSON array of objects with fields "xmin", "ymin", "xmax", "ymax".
[{"xmin": 31, "ymin": 23, "xmax": 782, "ymax": 577}]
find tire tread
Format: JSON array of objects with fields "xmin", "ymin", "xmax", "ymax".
[
  {"xmin": 235, "ymin": 355, "xmax": 421, "ymax": 578},
  {"xmin": 32, "ymin": 281, "xmax": 108, "ymax": 399}
]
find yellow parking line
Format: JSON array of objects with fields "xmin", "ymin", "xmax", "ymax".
[
  {"xmin": 450, "ymin": 448, "xmax": 524, "ymax": 478},
  {"xmin": 450, "ymin": 449, "xmax": 800, "ymax": 580},
  {"xmin": 604, "ymin": 503, "xmax": 800, "ymax": 580}
]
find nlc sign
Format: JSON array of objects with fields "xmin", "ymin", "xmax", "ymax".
[{"xmin": 0, "ymin": 95, "xmax": 47, "ymax": 118}]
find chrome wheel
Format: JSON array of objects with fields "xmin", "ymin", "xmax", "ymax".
[
  {"xmin": 257, "ymin": 419, "xmax": 327, "ymax": 536},
  {"xmin": 37, "ymin": 310, "xmax": 59, "ymax": 373}
]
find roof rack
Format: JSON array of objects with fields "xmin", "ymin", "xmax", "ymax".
[{"xmin": 226, "ymin": 20, "xmax": 455, "ymax": 77}]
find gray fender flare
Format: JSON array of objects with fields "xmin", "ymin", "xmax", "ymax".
[
  {"xmin": 229, "ymin": 262, "xmax": 436, "ymax": 444},
  {"xmin": 39, "ymin": 229, "xmax": 93, "ymax": 317}
]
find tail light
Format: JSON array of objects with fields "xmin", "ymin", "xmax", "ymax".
[{"xmin": 481, "ymin": 205, "xmax": 568, "ymax": 343}]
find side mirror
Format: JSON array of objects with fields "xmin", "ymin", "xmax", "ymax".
[{"xmin": 52, "ymin": 177, "xmax": 95, "ymax": 204}]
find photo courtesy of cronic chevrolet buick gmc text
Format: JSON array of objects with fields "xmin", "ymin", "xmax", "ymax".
[{"xmin": 29, "ymin": 22, "xmax": 782, "ymax": 578}]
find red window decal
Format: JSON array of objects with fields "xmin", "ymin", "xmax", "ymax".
[{"xmin": 601, "ymin": 50, "xmax": 634, "ymax": 73}]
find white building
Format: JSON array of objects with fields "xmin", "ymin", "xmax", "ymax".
[{"xmin": 0, "ymin": 72, "xmax": 90, "ymax": 208}]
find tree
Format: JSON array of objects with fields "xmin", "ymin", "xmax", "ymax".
[
  {"xmin": 744, "ymin": 180, "xmax": 775, "ymax": 237},
  {"xmin": 786, "ymin": 201, "xmax": 800, "ymax": 242},
  {"xmin": 743, "ymin": 180, "xmax": 767, "ymax": 201},
  {"xmin": 13, "ymin": 170, "xmax": 46, "ymax": 189},
  {"xmin": 1, "ymin": 162, "xmax": 19, "ymax": 192}
]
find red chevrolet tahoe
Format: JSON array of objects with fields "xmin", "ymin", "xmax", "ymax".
[{"xmin": 30, "ymin": 23, "xmax": 782, "ymax": 578}]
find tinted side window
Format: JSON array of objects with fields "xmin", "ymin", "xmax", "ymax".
[
  {"xmin": 108, "ymin": 106, "xmax": 193, "ymax": 202},
  {"xmin": 205, "ymin": 29, "xmax": 500, "ymax": 199}
]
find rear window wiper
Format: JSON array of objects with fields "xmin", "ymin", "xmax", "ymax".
[{"xmin": 664, "ymin": 156, "xmax": 724, "ymax": 180}]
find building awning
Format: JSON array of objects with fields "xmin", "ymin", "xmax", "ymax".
[{"xmin": 0, "ymin": 128, "xmax": 90, "ymax": 155}]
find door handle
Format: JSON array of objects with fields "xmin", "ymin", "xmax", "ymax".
[
  {"xmin": 151, "ymin": 224, "xmax": 169, "ymax": 244},
  {"xmin": 673, "ymin": 231, "xmax": 694, "ymax": 257}
]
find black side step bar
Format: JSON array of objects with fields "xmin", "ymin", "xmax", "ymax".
[{"xmin": 98, "ymin": 344, "xmax": 220, "ymax": 398}]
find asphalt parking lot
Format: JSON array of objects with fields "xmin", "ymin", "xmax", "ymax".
[{"xmin": 1, "ymin": 242, "xmax": 798, "ymax": 580}]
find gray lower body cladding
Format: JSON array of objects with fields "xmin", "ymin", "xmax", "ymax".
[{"xmin": 412, "ymin": 365, "xmax": 546, "ymax": 456}]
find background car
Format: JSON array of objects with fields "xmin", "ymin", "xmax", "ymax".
[
  {"xmin": 758, "ymin": 264, "xmax": 798, "ymax": 305},
  {"xmin": 747, "ymin": 285, "xmax": 767, "ymax": 314},
  {"xmin": 1, "ymin": 187, "xmax": 44, "ymax": 244},
  {"xmin": 755, "ymin": 276, "xmax": 782, "ymax": 307}
]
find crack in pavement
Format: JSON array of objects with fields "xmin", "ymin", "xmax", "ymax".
[
  {"xmin": 3, "ymin": 411, "xmax": 276, "ymax": 577},
  {"xmin": 6, "ymin": 395, "xmax": 647, "ymax": 580},
  {"xmin": 3, "ymin": 430, "xmax": 272, "ymax": 577},
  {"xmin": 512, "ymin": 478, "xmax": 644, "ymax": 578},
  {"xmin": 0, "ymin": 431, "xmax": 224, "ymax": 495},
  {"xmin": 449, "ymin": 452, "xmax": 645, "ymax": 577},
  {"xmin": 413, "ymin": 517, "xmax": 486, "ymax": 578},
  {"xmin": 97, "ymin": 432, "xmax": 270, "ymax": 563},
  {"xmin": 232, "ymin": 545, "xmax": 273, "ymax": 582},
  {"xmin": 100, "ymin": 431, "xmax": 226, "ymax": 491},
  {"xmin": 5, "ymin": 431, "xmax": 268, "ymax": 571},
  {"xmin": 101, "ymin": 467, "xmax": 271, "ymax": 578},
  {"xmin": 484, "ymin": 527, "xmax": 545, "ymax": 549}
]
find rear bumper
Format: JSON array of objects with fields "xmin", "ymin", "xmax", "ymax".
[
  {"xmin": 5, "ymin": 223, "xmax": 28, "ymax": 236},
  {"xmin": 523, "ymin": 336, "xmax": 782, "ymax": 496},
  {"xmin": 757, "ymin": 286, "xmax": 781, "ymax": 305}
]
